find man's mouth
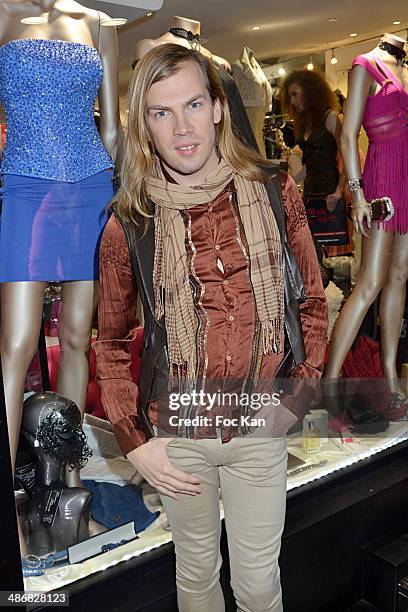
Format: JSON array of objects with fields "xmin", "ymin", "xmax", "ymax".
[{"xmin": 176, "ymin": 144, "xmax": 198, "ymax": 154}]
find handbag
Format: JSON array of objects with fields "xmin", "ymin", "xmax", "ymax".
[
  {"xmin": 265, "ymin": 172, "xmax": 306, "ymax": 378},
  {"xmin": 370, "ymin": 197, "xmax": 394, "ymax": 222},
  {"xmin": 304, "ymin": 196, "xmax": 349, "ymax": 245}
]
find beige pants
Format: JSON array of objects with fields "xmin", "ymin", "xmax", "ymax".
[{"xmin": 161, "ymin": 436, "xmax": 287, "ymax": 612}]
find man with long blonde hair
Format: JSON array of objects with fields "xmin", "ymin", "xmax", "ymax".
[{"xmin": 95, "ymin": 43, "xmax": 327, "ymax": 612}]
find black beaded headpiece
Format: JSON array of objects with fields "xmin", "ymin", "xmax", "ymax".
[
  {"xmin": 131, "ymin": 27, "xmax": 201, "ymax": 70},
  {"xmin": 33, "ymin": 401, "xmax": 92, "ymax": 470},
  {"xmin": 378, "ymin": 39, "xmax": 406, "ymax": 61},
  {"xmin": 169, "ymin": 27, "xmax": 201, "ymax": 50}
]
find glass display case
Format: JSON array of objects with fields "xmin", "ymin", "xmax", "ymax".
[{"xmin": 3, "ymin": 355, "xmax": 408, "ymax": 612}]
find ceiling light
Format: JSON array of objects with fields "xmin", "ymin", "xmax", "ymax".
[
  {"xmin": 252, "ymin": 26, "xmax": 260, "ymax": 31},
  {"xmin": 278, "ymin": 66, "xmax": 286, "ymax": 76},
  {"xmin": 307, "ymin": 61, "xmax": 314, "ymax": 71},
  {"xmin": 21, "ymin": 16, "xmax": 48, "ymax": 24},
  {"xmin": 330, "ymin": 49, "xmax": 338, "ymax": 65},
  {"xmin": 350, "ymin": 32, "xmax": 358, "ymax": 37},
  {"xmin": 100, "ymin": 17, "xmax": 128, "ymax": 26},
  {"xmin": 328, "ymin": 17, "xmax": 338, "ymax": 22},
  {"xmin": 393, "ymin": 21, "xmax": 401, "ymax": 25}
]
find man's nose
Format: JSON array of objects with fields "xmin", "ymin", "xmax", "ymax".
[{"xmin": 173, "ymin": 111, "xmax": 193, "ymax": 136}]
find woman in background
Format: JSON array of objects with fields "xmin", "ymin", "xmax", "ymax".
[{"xmin": 281, "ymin": 70, "xmax": 346, "ymax": 227}]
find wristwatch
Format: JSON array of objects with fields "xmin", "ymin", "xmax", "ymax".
[{"xmin": 347, "ymin": 178, "xmax": 363, "ymax": 192}]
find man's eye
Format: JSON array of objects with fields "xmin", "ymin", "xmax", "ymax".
[
  {"xmin": 154, "ymin": 110, "xmax": 168, "ymax": 119},
  {"xmin": 189, "ymin": 101, "xmax": 202, "ymax": 109}
]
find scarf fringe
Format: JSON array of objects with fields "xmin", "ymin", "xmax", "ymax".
[
  {"xmin": 261, "ymin": 318, "xmax": 283, "ymax": 355},
  {"xmin": 171, "ymin": 355, "xmax": 197, "ymax": 384}
]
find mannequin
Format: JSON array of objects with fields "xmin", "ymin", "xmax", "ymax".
[
  {"xmin": 325, "ymin": 33, "xmax": 408, "ymax": 414},
  {"xmin": 232, "ymin": 46, "xmax": 273, "ymax": 156},
  {"xmin": 22, "ymin": 392, "xmax": 92, "ymax": 555},
  {"xmin": 0, "ymin": 0, "xmax": 119, "ymax": 549},
  {"xmin": 134, "ymin": 16, "xmax": 231, "ymax": 71}
]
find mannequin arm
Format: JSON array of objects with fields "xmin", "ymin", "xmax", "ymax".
[
  {"xmin": 97, "ymin": 16, "xmax": 121, "ymax": 162},
  {"xmin": 93, "ymin": 215, "xmax": 148, "ymax": 455},
  {"xmin": 340, "ymin": 65, "xmax": 373, "ymax": 235}
]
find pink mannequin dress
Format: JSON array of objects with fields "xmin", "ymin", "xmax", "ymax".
[{"xmin": 351, "ymin": 53, "xmax": 408, "ymax": 233}]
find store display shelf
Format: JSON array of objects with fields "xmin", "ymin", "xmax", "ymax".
[{"xmin": 287, "ymin": 421, "xmax": 408, "ymax": 495}]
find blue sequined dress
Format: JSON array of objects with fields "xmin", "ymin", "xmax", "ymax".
[{"xmin": 0, "ymin": 39, "xmax": 114, "ymax": 281}]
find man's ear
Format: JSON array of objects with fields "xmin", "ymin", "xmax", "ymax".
[{"xmin": 213, "ymin": 98, "xmax": 222, "ymax": 125}]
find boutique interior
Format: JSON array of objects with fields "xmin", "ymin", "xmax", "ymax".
[{"xmin": 1, "ymin": 1, "xmax": 408, "ymax": 611}]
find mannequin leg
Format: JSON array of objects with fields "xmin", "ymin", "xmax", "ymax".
[
  {"xmin": 325, "ymin": 228, "xmax": 393, "ymax": 378},
  {"xmin": 1, "ymin": 281, "xmax": 46, "ymax": 555},
  {"xmin": 0, "ymin": 282, "xmax": 46, "ymax": 473},
  {"xmin": 379, "ymin": 232, "xmax": 408, "ymax": 395},
  {"xmin": 56, "ymin": 280, "xmax": 98, "ymax": 487}
]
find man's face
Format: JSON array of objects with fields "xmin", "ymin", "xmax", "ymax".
[
  {"xmin": 288, "ymin": 82, "xmax": 305, "ymax": 113},
  {"xmin": 145, "ymin": 61, "xmax": 222, "ymax": 186}
]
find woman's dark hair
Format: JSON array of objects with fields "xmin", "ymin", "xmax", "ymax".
[
  {"xmin": 281, "ymin": 70, "xmax": 339, "ymax": 142},
  {"xmin": 334, "ymin": 89, "xmax": 346, "ymax": 113}
]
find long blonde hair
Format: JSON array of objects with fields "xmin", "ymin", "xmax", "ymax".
[{"xmin": 114, "ymin": 43, "xmax": 268, "ymax": 225}]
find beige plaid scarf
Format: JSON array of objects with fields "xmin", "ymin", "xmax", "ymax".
[{"xmin": 144, "ymin": 157, "xmax": 284, "ymax": 379}]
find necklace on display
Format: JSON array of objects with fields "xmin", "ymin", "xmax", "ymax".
[
  {"xmin": 168, "ymin": 27, "xmax": 200, "ymax": 50},
  {"xmin": 378, "ymin": 39, "xmax": 406, "ymax": 63}
]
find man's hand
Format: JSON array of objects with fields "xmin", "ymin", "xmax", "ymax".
[{"xmin": 126, "ymin": 438, "xmax": 202, "ymax": 500}]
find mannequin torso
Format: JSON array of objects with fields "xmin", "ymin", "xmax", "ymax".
[
  {"xmin": 365, "ymin": 34, "xmax": 408, "ymax": 97},
  {"xmin": 0, "ymin": 0, "xmax": 120, "ymax": 159},
  {"xmin": 134, "ymin": 16, "xmax": 231, "ymax": 71},
  {"xmin": 0, "ymin": 0, "xmax": 98, "ymax": 50}
]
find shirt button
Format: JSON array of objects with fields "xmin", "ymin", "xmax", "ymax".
[
  {"xmin": 208, "ymin": 206, "xmax": 213, "ymax": 212},
  {"xmin": 228, "ymin": 315, "xmax": 234, "ymax": 322},
  {"xmin": 226, "ymin": 355, "xmax": 232, "ymax": 361},
  {"xmin": 223, "ymin": 279, "xmax": 229, "ymax": 286},
  {"xmin": 215, "ymin": 244, "xmax": 220, "ymax": 251}
]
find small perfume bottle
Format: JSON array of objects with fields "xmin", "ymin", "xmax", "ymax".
[
  {"xmin": 302, "ymin": 419, "xmax": 321, "ymax": 454},
  {"xmin": 310, "ymin": 409, "xmax": 329, "ymax": 445}
]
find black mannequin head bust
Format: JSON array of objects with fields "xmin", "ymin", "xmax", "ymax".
[
  {"xmin": 22, "ymin": 391, "xmax": 92, "ymax": 485},
  {"xmin": 22, "ymin": 392, "xmax": 93, "ymax": 555}
]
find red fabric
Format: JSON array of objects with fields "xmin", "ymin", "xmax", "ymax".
[
  {"xmin": 342, "ymin": 336, "xmax": 384, "ymax": 379},
  {"xmin": 340, "ymin": 336, "xmax": 406, "ymax": 420},
  {"xmin": 46, "ymin": 327, "xmax": 144, "ymax": 419}
]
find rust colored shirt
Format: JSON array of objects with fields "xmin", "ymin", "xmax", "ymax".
[{"xmin": 94, "ymin": 175, "xmax": 328, "ymax": 456}]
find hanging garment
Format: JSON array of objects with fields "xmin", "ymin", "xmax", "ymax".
[{"xmin": 232, "ymin": 46, "xmax": 272, "ymax": 111}]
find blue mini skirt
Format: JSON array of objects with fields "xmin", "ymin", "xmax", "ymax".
[{"xmin": 0, "ymin": 169, "xmax": 113, "ymax": 282}]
